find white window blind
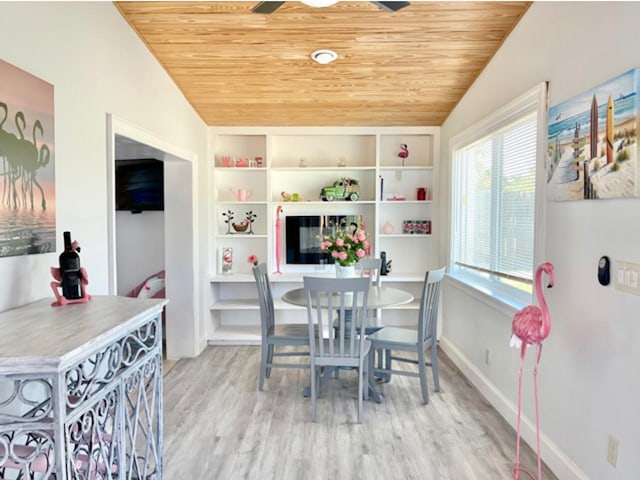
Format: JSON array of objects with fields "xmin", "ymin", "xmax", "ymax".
[{"xmin": 451, "ymin": 83, "xmax": 546, "ymax": 306}]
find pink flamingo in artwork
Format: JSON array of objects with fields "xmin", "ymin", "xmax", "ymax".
[
  {"xmin": 274, "ymin": 205, "xmax": 283, "ymax": 274},
  {"xmin": 510, "ymin": 261, "xmax": 555, "ymax": 480}
]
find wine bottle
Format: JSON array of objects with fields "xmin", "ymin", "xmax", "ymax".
[{"xmin": 59, "ymin": 231, "xmax": 82, "ymax": 300}]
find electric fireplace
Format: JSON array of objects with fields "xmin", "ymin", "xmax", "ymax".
[{"xmin": 285, "ymin": 215, "xmax": 362, "ymax": 265}]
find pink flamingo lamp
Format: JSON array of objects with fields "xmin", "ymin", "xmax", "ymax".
[
  {"xmin": 510, "ymin": 261, "xmax": 555, "ymax": 480},
  {"xmin": 274, "ymin": 205, "xmax": 283, "ymax": 274},
  {"xmin": 398, "ymin": 143, "xmax": 409, "ymax": 166}
]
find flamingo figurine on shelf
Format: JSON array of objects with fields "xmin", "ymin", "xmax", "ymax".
[
  {"xmin": 510, "ymin": 261, "xmax": 555, "ymax": 480},
  {"xmin": 398, "ymin": 143, "xmax": 409, "ymax": 166}
]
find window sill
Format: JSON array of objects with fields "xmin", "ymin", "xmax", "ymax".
[{"xmin": 445, "ymin": 273, "xmax": 526, "ymax": 318}]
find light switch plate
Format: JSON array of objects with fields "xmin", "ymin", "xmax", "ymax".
[{"xmin": 615, "ymin": 260, "xmax": 640, "ymax": 295}]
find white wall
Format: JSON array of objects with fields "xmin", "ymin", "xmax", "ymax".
[
  {"xmin": 116, "ymin": 211, "xmax": 164, "ymax": 296},
  {"xmin": 0, "ymin": 3, "xmax": 208, "ymax": 357},
  {"xmin": 439, "ymin": 3, "xmax": 640, "ymax": 479}
]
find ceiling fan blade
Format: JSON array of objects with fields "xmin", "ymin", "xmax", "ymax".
[
  {"xmin": 371, "ymin": 1, "xmax": 410, "ymax": 12},
  {"xmin": 251, "ymin": 1, "xmax": 286, "ymax": 14}
]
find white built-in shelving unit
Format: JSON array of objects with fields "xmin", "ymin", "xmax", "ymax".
[{"xmin": 207, "ymin": 127, "xmax": 439, "ymax": 344}]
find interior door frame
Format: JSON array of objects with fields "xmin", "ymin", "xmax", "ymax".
[{"xmin": 106, "ymin": 114, "xmax": 199, "ymax": 359}]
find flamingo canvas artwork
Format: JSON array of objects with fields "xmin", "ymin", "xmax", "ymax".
[
  {"xmin": 0, "ymin": 59, "xmax": 56, "ymax": 257},
  {"xmin": 510, "ymin": 262, "xmax": 555, "ymax": 480}
]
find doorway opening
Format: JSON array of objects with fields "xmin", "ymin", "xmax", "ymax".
[{"xmin": 106, "ymin": 115, "xmax": 198, "ymax": 361}]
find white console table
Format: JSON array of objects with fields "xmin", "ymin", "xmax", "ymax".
[{"xmin": 0, "ymin": 295, "xmax": 168, "ymax": 479}]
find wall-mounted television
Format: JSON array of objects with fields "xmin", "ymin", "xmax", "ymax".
[{"xmin": 115, "ymin": 158, "xmax": 164, "ymax": 213}]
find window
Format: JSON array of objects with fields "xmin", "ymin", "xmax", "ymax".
[{"xmin": 450, "ymin": 83, "xmax": 547, "ymax": 308}]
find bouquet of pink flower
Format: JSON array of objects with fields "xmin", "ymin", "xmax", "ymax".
[{"xmin": 320, "ymin": 226, "xmax": 369, "ymax": 267}]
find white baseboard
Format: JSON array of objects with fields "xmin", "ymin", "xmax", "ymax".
[{"xmin": 439, "ymin": 337, "xmax": 589, "ymax": 480}]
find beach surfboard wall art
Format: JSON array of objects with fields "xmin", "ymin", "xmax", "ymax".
[{"xmin": 547, "ymin": 68, "xmax": 640, "ymax": 201}]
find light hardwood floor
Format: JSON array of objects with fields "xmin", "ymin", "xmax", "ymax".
[{"xmin": 162, "ymin": 346, "xmax": 557, "ymax": 479}]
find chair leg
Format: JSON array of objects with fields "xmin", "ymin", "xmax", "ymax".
[
  {"xmin": 364, "ymin": 356, "xmax": 370, "ymax": 402},
  {"xmin": 266, "ymin": 344, "xmax": 274, "ymax": 378},
  {"xmin": 383, "ymin": 348, "xmax": 393, "ymax": 382},
  {"xmin": 417, "ymin": 348, "xmax": 429, "ymax": 404},
  {"xmin": 368, "ymin": 350, "xmax": 374, "ymax": 396},
  {"xmin": 310, "ymin": 364, "xmax": 317, "ymax": 422},
  {"xmin": 258, "ymin": 342, "xmax": 269, "ymax": 391},
  {"xmin": 374, "ymin": 348, "xmax": 392, "ymax": 383},
  {"xmin": 431, "ymin": 345, "xmax": 440, "ymax": 392},
  {"xmin": 357, "ymin": 359, "xmax": 364, "ymax": 423}
]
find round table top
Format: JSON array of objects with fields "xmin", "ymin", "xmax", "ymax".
[{"xmin": 281, "ymin": 285, "xmax": 414, "ymax": 308}]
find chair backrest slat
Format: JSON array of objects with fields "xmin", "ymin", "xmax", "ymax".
[
  {"xmin": 418, "ymin": 267, "xmax": 446, "ymax": 347},
  {"xmin": 253, "ymin": 263, "xmax": 274, "ymax": 336},
  {"xmin": 356, "ymin": 258, "xmax": 382, "ymax": 287},
  {"xmin": 303, "ymin": 276, "xmax": 370, "ymax": 361}
]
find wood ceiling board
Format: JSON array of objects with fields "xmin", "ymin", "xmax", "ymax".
[{"xmin": 116, "ymin": 1, "xmax": 531, "ymax": 126}]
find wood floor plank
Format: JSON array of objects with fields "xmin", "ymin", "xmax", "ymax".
[{"xmin": 162, "ymin": 345, "xmax": 558, "ymax": 479}]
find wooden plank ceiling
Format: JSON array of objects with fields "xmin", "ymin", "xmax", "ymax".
[{"xmin": 115, "ymin": 1, "xmax": 531, "ymax": 127}]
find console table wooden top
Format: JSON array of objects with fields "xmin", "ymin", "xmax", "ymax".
[{"xmin": 0, "ymin": 295, "xmax": 167, "ymax": 370}]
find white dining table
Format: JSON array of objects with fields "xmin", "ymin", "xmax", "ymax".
[
  {"xmin": 281, "ymin": 285, "xmax": 414, "ymax": 310},
  {"xmin": 281, "ymin": 285, "xmax": 414, "ymax": 403}
]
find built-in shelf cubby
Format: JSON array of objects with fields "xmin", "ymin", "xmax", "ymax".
[{"xmin": 207, "ymin": 127, "xmax": 439, "ymax": 344}]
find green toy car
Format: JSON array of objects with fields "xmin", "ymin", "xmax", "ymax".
[{"xmin": 320, "ymin": 178, "xmax": 360, "ymax": 201}]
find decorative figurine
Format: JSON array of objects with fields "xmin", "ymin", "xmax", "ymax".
[
  {"xmin": 223, "ymin": 210, "xmax": 234, "ymax": 234},
  {"xmin": 320, "ymin": 178, "xmax": 359, "ymax": 202},
  {"xmin": 398, "ymin": 143, "xmax": 409, "ymax": 166},
  {"xmin": 232, "ymin": 219, "xmax": 249, "ymax": 233},
  {"xmin": 281, "ymin": 191, "xmax": 301, "ymax": 202},
  {"xmin": 245, "ymin": 210, "xmax": 257, "ymax": 234},
  {"xmin": 510, "ymin": 262, "xmax": 555, "ymax": 480},
  {"xmin": 51, "ymin": 234, "xmax": 91, "ymax": 307}
]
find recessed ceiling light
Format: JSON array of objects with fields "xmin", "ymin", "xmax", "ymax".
[
  {"xmin": 301, "ymin": 0, "xmax": 339, "ymax": 7},
  {"xmin": 311, "ymin": 49, "xmax": 338, "ymax": 65}
]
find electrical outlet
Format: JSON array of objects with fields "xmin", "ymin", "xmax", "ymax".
[
  {"xmin": 485, "ymin": 348, "xmax": 490, "ymax": 366},
  {"xmin": 607, "ymin": 435, "xmax": 619, "ymax": 467}
]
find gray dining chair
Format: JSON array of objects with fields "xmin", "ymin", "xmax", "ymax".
[
  {"xmin": 355, "ymin": 257, "xmax": 383, "ymax": 331},
  {"xmin": 367, "ymin": 266, "xmax": 446, "ymax": 404},
  {"xmin": 334, "ymin": 258, "xmax": 383, "ymax": 343},
  {"xmin": 346, "ymin": 258, "xmax": 385, "ymax": 378},
  {"xmin": 303, "ymin": 276, "xmax": 371, "ymax": 423},
  {"xmin": 253, "ymin": 263, "xmax": 310, "ymax": 391}
]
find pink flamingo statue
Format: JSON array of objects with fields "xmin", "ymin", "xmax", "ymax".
[
  {"xmin": 274, "ymin": 205, "xmax": 283, "ymax": 274},
  {"xmin": 510, "ymin": 261, "xmax": 555, "ymax": 480},
  {"xmin": 398, "ymin": 143, "xmax": 409, "ymax": 166}
]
